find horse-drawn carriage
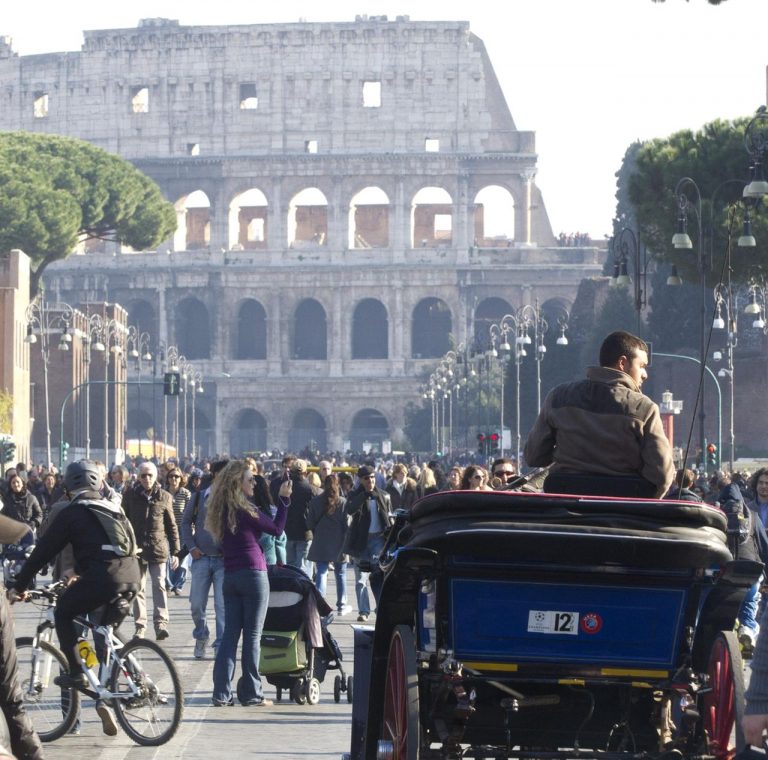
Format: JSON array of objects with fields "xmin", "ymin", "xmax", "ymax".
[{"xmin": 345, "ymin": 490, "xmax": 760, "ymax": 760}]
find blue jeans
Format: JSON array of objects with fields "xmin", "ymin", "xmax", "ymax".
[
  {"xmin": 166, "ymin": 556, "xmax": 187, "ymax": 591},
  {"xmin": 212, "ymin": 568, "xmax": 269, "ymax": 705},
  {"xmin": 315, "ymin": 561, "xmax": 348, "ymax": 609},
  {"xmin": 189, "ymin": 555, "xmax": 225, "ymax": 648},
  {"xmin": 285, "ymin": 539, "xmax": 312, "ymax": 577},
  {"xmin": 353, "ymin": 533, "xmax": 386, "ymax": 616},
  {"xmin": 739, "ymin": 580, "xmax": 762, "ymax": 635}
]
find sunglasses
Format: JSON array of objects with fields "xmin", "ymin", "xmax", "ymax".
[
  {"xmin": 168, "ymin": 474, "xmax": 181, "ymax": 479},
  {"xmin": 471, "ymin": 474, "xmax": 484, "ymax": 480},
  {"xmin": 139, "ymin": 473, "xmax": 154, "ymax": 478},
  {"xmin": 494, "ymin": 470, "xmax": 515, "ymax": 477}
]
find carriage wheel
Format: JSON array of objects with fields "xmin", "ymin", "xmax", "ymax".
[
  {"xmin": 380, "ymin": 625, "xmax": 420, "ymax": 760},
  {"xmin": 703, "ymin": 630, "xmax": 745, "ymax": 760}
]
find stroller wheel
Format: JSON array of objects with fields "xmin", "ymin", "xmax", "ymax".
[
  {"xmin": 291, "ymin": 681, "xmax": 307, "ymax": 705},
  {"xmin": 334, "ymin": 675, "xmax": 342, "ymax": 703},
  {"xmin": 347, "ymin": 675, "xmax": 354, "ymax": 704},
  {"xmin": 306, "ymin": 677, "xmax": 321, "ymax": 705}
]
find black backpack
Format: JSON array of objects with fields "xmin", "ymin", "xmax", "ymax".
[{"xmin": 73, "ymin": 494, "xmax": 138, "ymax": 558}]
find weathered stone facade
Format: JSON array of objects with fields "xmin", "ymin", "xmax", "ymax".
[{"xmin": 0, "ymin": 17, "xmax": 603, "ymax": 456}]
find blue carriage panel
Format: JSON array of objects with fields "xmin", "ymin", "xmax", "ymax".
[{"xmin": 445, "ymin": 579, "xmax": 687, "ymax": 671}]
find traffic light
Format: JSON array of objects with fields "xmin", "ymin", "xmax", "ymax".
[
  {"xmin": 477, "ymin": 433, "xmax": 486, "ymax": 454},
  {"xmin": 60, "ymin": 441, "xmax": 70, "ymax": 463},
  {"xmin": 489, "ymin": 433, "xmax": 500, "ymax": 453},
  {"xmin": 0, "ymin": 439, "xmax": 15, "ymax": 464},
  {"xmin": 707, "ymin": 443, "xmax": 717, "ymax": 467},
  {"xmin": 163, "ymin": 372, "xmax": 181, "ymax": 396}
]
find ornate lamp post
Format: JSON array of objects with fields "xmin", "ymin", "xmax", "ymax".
[
  {"xmin": 165, "ymin": 346, "xmax": 181, "ymax": 456},
  {"xmin": 25, "ymin": 299, "xmax": 73, "ymax": 468},
  {"xmin": 127, "ymin": 326, "xmax": 152, "ymax": 456}
]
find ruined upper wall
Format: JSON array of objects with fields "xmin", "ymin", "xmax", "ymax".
[{"xmin": 0, "ymin": 17, "xmax": 531, "ymax": 159}]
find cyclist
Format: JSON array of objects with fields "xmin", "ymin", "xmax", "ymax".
[{"xmin": 8, "ymin": 460, "xmax": 141, "ymax": 735}]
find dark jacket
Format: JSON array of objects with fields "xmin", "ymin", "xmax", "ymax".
[
  {"xmin": 385, "ymin": 477, "xmax": 418, "ymax": 511},
  {"xmin": 1, "ymin": 490, "xmax": 42, "ymax": 532},
  {"xmin": 283, "ymin": 474, "xmax": 315, "ymax": 541},
  {"xmin": 306, "ymin": 494, "xmax": 348, "ymax": 563},
  {"xmin": 524, "ymin": 366, "xmax": 675, "ymax": 497},
  {"xmin": 122, "ymin": 482, "xmax": 180, "ymax": 563},
  {"xmin": 344, "ymin": 486, "xmax": 392, "ymax": 556}
]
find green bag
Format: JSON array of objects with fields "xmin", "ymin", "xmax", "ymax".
[{"xmin": 259, "ymin": 630, "xmax": 307, "ymax": 674}]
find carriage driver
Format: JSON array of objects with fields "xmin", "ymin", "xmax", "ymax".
[{"xmin": 524, "ymin": 331, "xmax": 675, "ymax": 498}]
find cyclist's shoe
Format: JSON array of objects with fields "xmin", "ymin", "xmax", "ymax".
[
  {"xmin": 54, "ymin": 672, "xmax": 88, "ymax": 689},
  {"xmin": 95, "ymin": 700, "xmax": 118, "ymax": 737}
]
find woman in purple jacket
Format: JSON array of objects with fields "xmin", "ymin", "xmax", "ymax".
[{"xmin": 205, "ymin": 460, "xmax": 290, "ymax": 707}]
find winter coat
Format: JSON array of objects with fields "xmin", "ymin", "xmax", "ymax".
[
  {"xmin": 1, "ymin": 490, "xmax": 42, "ymax": 532},
  {"xmin": 344, "ymin": 486, "xmax": 392, "ymax": 557},
  {"xmin": 306, "ymin": 494, "xmax": 348, "ymax": 563},
  {"xmin": 524, "ymin": 366, "xmax": 675, "ymax": 497},
  {"xmin": 283, "ymin": 474, "xmax": 315, "ymax": 541},
  {"xmin": 385, "ymin": 478, "xmax": 418, "ymax": 511},
  {"xmin": 122, "ymin": 483, "xmax": 179, "ymax": 563}
]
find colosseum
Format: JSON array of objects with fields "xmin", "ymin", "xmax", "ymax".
[{"xmin": 0, "ymin": 16, "xmax": 602, "ymax": 458}]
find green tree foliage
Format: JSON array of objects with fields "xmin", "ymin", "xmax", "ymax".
[
  {"xmin": 580, "ymin": 287, "xmax": 637, "ymax": 369},
  {"xmin": 627, "ymin": 116, "xmax": 768, "ymax": 287},
  {"xmin": 0, "ymin": 132, "xmax": 176, "ymax": 293}
]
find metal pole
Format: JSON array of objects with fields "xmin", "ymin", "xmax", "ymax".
[
  {"xmin": 191, "ymin": 384, "xmax": 197, "ymax": 460},
  {"xmin": 499, "ymin": 355, "xmax": 504, "ymax": 455},
  {"xmin": 104, "ymin": 343, "xmax": 110, "ymax": 467},
  {"xmin": 137, "ymin": 359, "xmax": 142, "ymax": 456},
  {"xmin": 515, "ymin": 347, "xmax": 521, "ymax": 466},
  {"xmin": 85, "ymin": 349, "xmax": 91, "ymax": 458}
]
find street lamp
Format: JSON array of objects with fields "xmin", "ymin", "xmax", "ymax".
[
  {"xmin": 518, "ymin": 301, "xmax": 550, "ymax": 415},
  {"xmin": 165, "ymin": 345, "xmax": 180, "ymax": 457},
  {"xmin": 25, "ymin": 299, "xmax": 73, "ymax": 468},
  {"xmin": 127, "ymin": 326, "xmax": 152, "ymax": 456},
  {"xmin": 190, "ymin": 370, "xmax": 204, "ymax": 460},
  {"xmin": 712, "ymin": 285, "xmax": 738, "ymax": 471}
]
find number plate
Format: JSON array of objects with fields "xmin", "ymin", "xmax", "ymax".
[{"xmin": 527, "ymin": 610, "xmax": 579, "ymax": 635}]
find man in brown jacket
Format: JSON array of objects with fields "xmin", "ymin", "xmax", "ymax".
[
  {"xmin": 524, "ymin": 331, "xmax": 675, "ymax": 498},
  {"xmin": 122, "ymin": 461, "xmax": 180, "ymax": 639}
]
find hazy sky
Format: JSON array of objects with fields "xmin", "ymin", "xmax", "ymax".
[{"xmin": 3, "ymin": 0, "xmax": 766, "ymax": 240}]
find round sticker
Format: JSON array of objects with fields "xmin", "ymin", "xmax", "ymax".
[{"xmin": 580, "ymin": 613, "xmax": 603, "ymax": 634}]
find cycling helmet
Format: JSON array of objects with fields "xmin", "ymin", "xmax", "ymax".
[{"xmin": 64, "ymin": 460, "xmax": 102, "ymax": 493}]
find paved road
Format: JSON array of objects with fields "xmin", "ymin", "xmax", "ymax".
[{"xmin": 10, "ymin": 573, "xmax": 361, "ymax": 760}]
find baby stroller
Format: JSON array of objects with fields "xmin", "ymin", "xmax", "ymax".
[{"xmin": 258, "ymin": 564, "xmax": 351, "ymax": 705}]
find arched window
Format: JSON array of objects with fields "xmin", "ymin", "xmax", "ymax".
[
  {"xmin": 411, "ymin": 187, "xmax": 453, "ymax": 248},
  {"xmin": 288, "ymin": 409, "xmax": 327, "ymax": 453},
  {"xmin": 176, "ymin": 297, "xmax": 210, "ymax": 359},
  {"xmin": 293, "ymin": 299, "xmax": 327, "ymax": 360},
  {"xmin": 235, "ymin": 299, "xmax": 267, "ymax": 359},
  {"xmin": 288, "ymin": 188, "xmax": 328, "ymax": 247},
  {"xmin": 349, "ymin": 186, "xmax": 390, "ymax": 248},
  {"xmin": 229, "ymin": 409, "xmax": 267, "ymax": 455},
  {"xmin": 349, "ymin": 409, "xmax": 389, "ymax": 452},
  {"xmin": 126, "ymin": 299, "xmax": 156, "ymax": 342},
  {"xmin": 411, "ymin": 298, "xmax": 452, "ymax": 358},
  {"xmin": 173, "ymin": 189, "xmax": 211, "ymax": 252},
  {"xmin": 229, "ymin": 188, "xmax": 269, "ymax": 250},
  {"xmin": 473, "ymin": 185, "xmax": 516, "ymax": 245},
  {"xmin": 474, "ymin": 297, "xmax": 514, "ymax": 351},
  {"xmin": 194, "ymin": 409, "xmax": 213, "ymax": 459},
  {"xmin": 352, "ymin": 299, "xmax": 388, "ymax": 358}
]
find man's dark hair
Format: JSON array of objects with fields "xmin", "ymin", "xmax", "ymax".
[
  {"xmin": 210, "ymin": 459, "xmax": 230, "ymax": 477},
  {"xmin": 675, "ymin": 468, "xmax": 695, "ymax": 489},
  {"xmin": 599, "ymin": 331, "xmax": 648, "ymax": 368},
  {"xmin": 491, "ymin": 457, "xmax": 516, "ymax": 475}
]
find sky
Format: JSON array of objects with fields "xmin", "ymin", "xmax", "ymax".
[{"xmin": 3, "ymin": 0, "xmax": 766, "ymax": 241}]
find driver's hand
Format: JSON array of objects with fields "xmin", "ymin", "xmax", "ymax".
[{"xmin": 6, "ymin": 589, "xmax": 27, "ymax": 604}]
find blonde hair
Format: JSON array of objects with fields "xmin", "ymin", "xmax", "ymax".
[
  {"xmin": 204, "ymin": 460, "xmax": 252, "ymax": 543},
  {"xmin": 418, "ymin": 466, "xmax": 436, "ymax": 489},
  {"xmin": 307, "ymin": 472, "xmax": 321, "ymax": 489}
]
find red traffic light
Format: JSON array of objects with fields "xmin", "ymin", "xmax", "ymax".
[
  {"xmin": 707, "ymin": 443, "xmax": 716, "ymax": 453},
  {"xmin": 490, "ymin": 433, "xmax": 499, "ymax": 441},
  {"xmin": 478, "ymin": 433, "xmax": 486, "ymax": 441}
]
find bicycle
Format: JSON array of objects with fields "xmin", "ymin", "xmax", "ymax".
[{"xmin": 13, "ymin": 582, "xmax": 183, "ymax": 746}]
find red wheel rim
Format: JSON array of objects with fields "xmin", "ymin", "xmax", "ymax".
[
  {"xmin": 382, "ymin": 630, "xmax": 409, "ymax": 758},
  {"xmin": 704, "ymin": 636, "xmax": 737, "ymax": 760}
]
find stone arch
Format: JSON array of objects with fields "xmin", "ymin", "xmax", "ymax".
[
  {"xmin": 348, "ymin": 186, "xmax": 390, "ymax": 248},
  {"xmin": 473, "ymin": 185, "xmax": 516, "ymax": 245},
  {"xmin": 293, "ymin": 299, "xmax": 327, "ymax": 359},
  {"xmin": 229, "ymin": 187, "xmax": 269, "ymax": 250},
  {"xmin": 176, "ymin": 296, "xmax": 210, "ymax": 359},
  {"xmin": 411, "ymin": 186, "xmax": 453, "ymax": 248},
  {"xmin": 288, "ymin": 187, "xmax": 328, "ymax": 247},
  {"xmin": 411, "ymin": 297, "xmax": 452, "ymax": 359},
  {"xmin": 194, "ymin": 408, "xmax": 214, "ymax": 458},
  {"xmin": 229, "ymin": 408, "xmax": 267, "ymax": 455},
  {"xmin": 288, "ymin": 408, "xmax": 327, "ymax": 453},
  {"xmin": 173, "ymin": 189, "xmax": 210, "ymax": 251},
  {"xmin": 235, "ymin": 298, "xmax": 267, "ymax": 359},
  {"xmin": 126, "ymin": 408, "xmax": 154, "ymax": 444},
  {"xmin": 349, "ymin": 408, "xmax": 390, "ymax": 452},
  {"xmin": 474, "ymin": 297, "xmax": 514, "ymax": 350},
  {"xmin": 125, "ymin": 299, "xmax": 156, "ymax": 342},
  {"xmin": 352, "ymin": 298, "xmax": 388, "ymax": 359}
]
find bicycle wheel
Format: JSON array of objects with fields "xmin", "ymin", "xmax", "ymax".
[
  {"xmin": 14, "ymin": 636, "xmax": 80, "ymax": 742},
  {"xmin": 109, "ymin": 639, "xmax": 183, "ymax": 746}
]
